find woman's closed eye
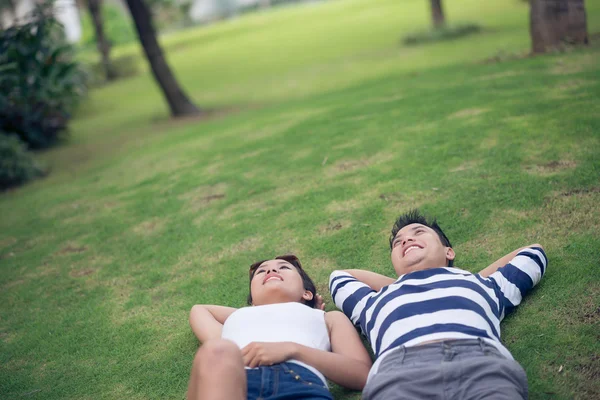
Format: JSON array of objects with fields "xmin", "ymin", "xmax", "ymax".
[{"xmin": 255, "ymin": 265, "xmax": 291, "ymax": 275}]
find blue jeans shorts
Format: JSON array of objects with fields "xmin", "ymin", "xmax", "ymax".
[{"xmin": 246, "ymin": 362, "xmax": 333, "ymax": 400}]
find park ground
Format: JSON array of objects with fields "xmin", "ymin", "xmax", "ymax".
[{"xmin": 1, "ymin": 0, "xmax": 600, "ymax": 398}]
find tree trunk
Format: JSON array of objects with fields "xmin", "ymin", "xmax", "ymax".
[
  {"xmin": 86, "ymin": 0, "xmax": 117, "ymax": 81},
  {"xmin": 124, "ymin": 0, "xmax": 200, "ymax": 117},
  {"xmin": 530, "ymin": 0, "xmax": 588, "ymax": 53},
  {"xmin": 430, "ymin": 0, "xmax": 445, "ymax": 29}
]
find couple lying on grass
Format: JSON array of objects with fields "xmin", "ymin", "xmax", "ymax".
[{"xmin": 187, "ymin": 209, "xmax": 547, "ymax": 400}]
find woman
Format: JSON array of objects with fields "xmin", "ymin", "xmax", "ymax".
[{"xmin": 187, "ymin": 255, "xmax": 372, "ymax": 400}]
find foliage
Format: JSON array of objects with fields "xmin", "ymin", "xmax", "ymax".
[
  {"xmin": 0, "ymin": 0, "xmax": 17, "ymax": 17},
  {"xmin": 80, "ymin": 2, "xmax": 137, "ymax": 48},
  {"xmin": 87, "ymin": 54, "xmax": 140, "ymax": 86},
  {"xmin": 402, "ymin": 24, "xmax": 482, "ymax": 46},
  {"xmin": 148, "ymin": 0, "xmax": 195, "ymax": 31},
  {"xmin": 0, "ymin": 3, "xmax": 87, "ymax": 149},
  {"xmin": 0, "ymin": 134, "xmax": 44, "ymax": 190}
]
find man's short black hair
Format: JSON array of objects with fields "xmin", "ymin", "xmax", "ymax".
[
  {"xmin": 247, "ymin": 255, "xmax": 317, "ymax": 308},
  {"xmin": 389, "ymin": 209, "xmax": 454, "ymax": 268}
]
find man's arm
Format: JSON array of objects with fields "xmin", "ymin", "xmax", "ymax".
[
  {"xmin": 342, "ymin": 269, "xmax": 395, "ymax": 291},
  {"xmin": 189, "ymin": 305, "xmax": 237, "ymax": 343},
  {"xmin": 484, "ymin": 245, "xmax": 548, "ymax": 316},
  {"xmin": 478, "ymin": 244, "xmax": 544, "ymax": 277}
]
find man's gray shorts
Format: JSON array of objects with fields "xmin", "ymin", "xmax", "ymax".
[{"xmin": 362, "ymin": 339, "xmax": 528, "ymax": 400}]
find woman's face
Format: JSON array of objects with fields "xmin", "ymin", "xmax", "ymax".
[{"xmin": 249, "ymin": 259, "xmax": 313, "ymax": 306}]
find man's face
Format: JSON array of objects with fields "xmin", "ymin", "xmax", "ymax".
[{"xmin": 390, "ymin": 223, "xmax": 455, "ymax": 276}]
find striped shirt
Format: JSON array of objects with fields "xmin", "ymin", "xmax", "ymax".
[{"xmin": 329, "ymin": 247, "xmax": 547, "ymax": 374}]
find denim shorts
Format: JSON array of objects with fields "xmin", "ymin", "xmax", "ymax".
[{"xmin": 246, "ymin": 362, "xmax": 333, "ymax": 400}]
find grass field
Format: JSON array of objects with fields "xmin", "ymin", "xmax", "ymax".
[{"xmin": 1, "ymin": 0, "xmax": 600, "ymax": 398}]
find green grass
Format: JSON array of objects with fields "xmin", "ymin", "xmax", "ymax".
[{"xmin": 2, "ymin": 0, "xmax": 600, "ymax": 399}]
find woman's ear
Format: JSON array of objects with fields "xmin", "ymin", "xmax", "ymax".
[{"xmin": 302, "ymin": 291, "xmax": 314, "ymax": 302}]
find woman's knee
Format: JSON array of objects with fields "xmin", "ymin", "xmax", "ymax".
[{"xmin": 194, "ymin": 339, "xmax": 242, "ymax": 369}]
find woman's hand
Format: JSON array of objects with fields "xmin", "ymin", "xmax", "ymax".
[
  {"xmin": 314, "ymin": 294, "xmax": 326, "ymax": 310},
  {"xmin": 241, "ymin": 342, "xmax": 296, "ymax": 368}
]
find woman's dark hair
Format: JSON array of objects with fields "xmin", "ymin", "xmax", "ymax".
[
  {"xmin": 389, "ymin": 209, "xmax": 454, "ymax": 268},
  {"xmin": 247, "ymin": 254, "xmax": 317, "ymax": 308}
]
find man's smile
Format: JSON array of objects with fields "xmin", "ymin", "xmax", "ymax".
[{"xmin": 403, "ymin": 244, "xmax": 423, "ymax": 257}]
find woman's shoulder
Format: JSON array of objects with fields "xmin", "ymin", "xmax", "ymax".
[
  {"xmin": 324, "ymin": 310, "xmax": 346, "ymax": 321},
  {"xmin": 324, "ymin": 309, "xmax": 345, "ymax": 325}
]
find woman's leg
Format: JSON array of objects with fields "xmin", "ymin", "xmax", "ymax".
[{"xmin": 187, "ymin": 339, "xmax": 247, "ymax": 400}]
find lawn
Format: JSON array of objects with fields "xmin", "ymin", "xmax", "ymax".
[{"xmin": 1, "ymin": 0, "xmax": 600, "ymax": 399}]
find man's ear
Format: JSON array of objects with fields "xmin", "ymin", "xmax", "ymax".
[
  {"xmin": 446, "ymin": 247, "xmax": 456, "ymax": 261},
  {"xmin": 303, "ymin": 291, "xmax": 314, "ymax": 302}
]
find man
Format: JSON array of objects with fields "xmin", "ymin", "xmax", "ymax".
[{"xmin": 329, "ymin": 209, "xmax": 547, "ymax": 399}]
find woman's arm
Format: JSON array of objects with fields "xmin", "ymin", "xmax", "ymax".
[
  {"xmin": 343, "ymin": 269, "xmax": 396, "ymax": 291},
  {"xmin": 242, "ymin": 311, "xmax": 372, "ymax": 390},
  {"xmin": 292, "ymin": 311, "xmax": 372, "ymax": 389},
  {"xmin": 189, "ymin": 305, "xmax": 237, "ymax": 343},
  {"xmin": 478, "ymin": 244, "xmax": 544, "ymax": 277}
]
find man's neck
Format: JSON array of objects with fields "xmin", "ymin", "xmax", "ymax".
[{"xmin": 396, "ymin": 263, "xmax": 449, "ymax": 277}]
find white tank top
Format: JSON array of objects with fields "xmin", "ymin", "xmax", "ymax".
[{"xmin": 221, "ymin": 302, "xmax": 331, "ymax": 385}]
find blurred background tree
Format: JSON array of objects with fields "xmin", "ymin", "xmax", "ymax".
[
  {"xmin": 430, "ymin": 0, "xmax": 445, "ymax": 29},
  {"xmin": 84, "ymin": 0, "xmax": 117, "ymax": 81},
  {"xmin": 530, "ymin": 0, "xmax": 588, "ymax": 53},
  {"xmin": 124, "ymin": 0, "xmax": 200, "ymax": 116},
  {"xmin": 79, "ymin": 0, "xmax": 136, "ymax": 47}
]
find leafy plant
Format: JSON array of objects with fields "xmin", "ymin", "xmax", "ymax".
[
  {"xmin": 0, "ymin": 2, "xmax": 87, "ymax": 149},
  {"xmin": 0, "ymin": 134, "xmax": 45, "ymax": 190},
  {"xmin": 87, "ymin": 54, "xmax": 140, "ymax": 87}
]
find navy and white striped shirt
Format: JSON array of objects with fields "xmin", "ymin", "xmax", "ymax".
[{"xmin": 329, "ymin": 247, "xmax": 547, "ymax": 372}]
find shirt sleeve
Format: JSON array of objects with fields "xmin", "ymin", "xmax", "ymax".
[
  {"xmin": 329, "ymin": 270, "xmax": 376, "ymax": 328},
  {"xmin": 488, "ymin": 246, "xmax": 548, "ymax": 317}
]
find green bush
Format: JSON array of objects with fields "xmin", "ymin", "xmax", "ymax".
[
  {"xmin": 0, "ymin": 135, "xmax": 45, "ymax": 191},
  {"xmin": 0, "ymin": 3, "xmax": 87, "ymax": 149},
  {"xmin": 87, "ymin": 54, "xmax": 140, "ymax": 87}
]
